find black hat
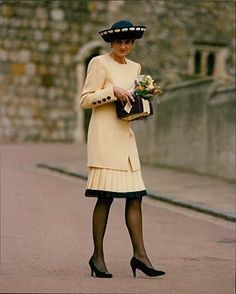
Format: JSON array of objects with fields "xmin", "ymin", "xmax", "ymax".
[{"xmin": 99, "ymin": 20, "xmax": 146, "ymax": 42}]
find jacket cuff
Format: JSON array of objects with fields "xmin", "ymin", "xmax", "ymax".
[{"xmin": 91, "ymin": 85, "xmax": 117, "ymax": 107}]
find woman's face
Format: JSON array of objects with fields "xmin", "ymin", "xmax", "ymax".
[{"xmin": 111, "ymin": 39, "xmax": 134, "ymax": 58}]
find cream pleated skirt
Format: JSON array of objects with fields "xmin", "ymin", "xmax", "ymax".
[{"xmin": 85, "ymin": 160, "xmax": 147, "ymax": 198}]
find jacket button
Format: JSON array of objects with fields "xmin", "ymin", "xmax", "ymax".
[
  {"xmin": 98, "ymin": 100, "xmax": 101, "ymax": 103},
  {"xmin": 102, "ymin": 98, "xmax": 106, "ymax": 102},
  {"xmin": 107, "ymin": 96, "xmax": 111, "ymax": 100}
]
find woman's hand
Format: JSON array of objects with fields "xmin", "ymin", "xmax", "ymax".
[{"xmin": 113, "ymin": 85, "xmax": 135, "ymax": 106}]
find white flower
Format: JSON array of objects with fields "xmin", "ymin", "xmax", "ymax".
[
  {"xmin": 139, "ymin": 75, "xmax": 145, "ymax": 82},
  {"xmin": 145, "ymin": 75, "xmax": 154, "ymax": 84},
  {"xmin": 147, "ymin": 84, "xmax": 155, "ymax": 90}
]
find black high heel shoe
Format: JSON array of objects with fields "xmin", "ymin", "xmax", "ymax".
[
  {"xmin": 89, "ymin": 257, "xmax": 113, "ymax": 278},
  {"xmin": 130, "ymin": 257, "xmax": 166, "ymax": 277}
]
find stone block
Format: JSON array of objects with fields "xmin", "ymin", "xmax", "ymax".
[
  {"xmin": 19, "ymin": 49, "xmax": 31, "ymax": 63},
  {"xmin": 9, "ymin": 51, "xmax": 19, "ymax": 63},
  {"xmin": 54, "ymin": 88, "xmax": 62, "ymax": 97},
  {"xmin": 2, "ymin": 126, "xmax": 14, "ymax": 137},
  {"xmin": 2, "ymin": 5, "xmax": 13, "ymax": 17},
  {"xmin": 63, "ymin": 54, "xmax": 72, "ymax": 65},
  {"xmin": 51, "ymin": 9, "xmax": 64, "ymax": 21},
  {"xmin": 51, "ymin": 132, "xmax": 59, "ymax": 141},
  {"xmin": 1, "ymin": 117, "xmax": 11, "ymax": 127},
  {"xmin": 56, "ymin": 22, "xmax": 68, "ymax": 31},
  {"xmin": 34, "ymin": 31, "xmax": 43, "ymax": 41},
  {"xmin": 13, "ymin": 119, "xmax": 22, "ymax": 127},
  {"xmin": 1, "ymin": 93, "xmax": 11, "ymax": 104},
  {"xmin": 0, "ymin": 106, "xmax": 6, "ymax": 116},
  {"xmin": 21, "ymin": 18, "xmax": 30, "ymax": 28},
  {"xmin": 68, "ymin": 45, "xmax": 79, "ymax": 55},
  {"xmin": 50, "ymin": 110, "xmax": 59, "ymax": 119},
  {"xmin": 24, "ymin": 119, "xmax": 34, "ymax": 127},
  {"xmin": 38, "ymin": 42, "xmax": 49, "ymax": 52},
  {"xmin": 0, "ymin": 17, "xmax": 9, "ymax": 26},
  {"xmin": 19, "ymin": 106, "xmax": 32, "ymax": 117},
  {"xmin": 31, "ymin": 20, "xmax": 38, "ymax": 29},
  {"xmin": 71, "ymin": 33, "xmax": 79, "ymax": 42},
  {"xmin": 48, "ymin": 88, "xmax": 57, "ymax": 98},
  {"xmin": 39, "ymin": 20, "xmax": 47, "ymax": 29},
  {"xmin": 12, "ymin": 63, "xmax": 24, "ymax": 75},
  {"xmin": 20, "ymin": 76, "xmax": 29, "ymax": 85},
  {"xmin": 0, "ymin": 50, "xmax": 8, "ymax": 61},
  {"xmin": 25, "ymin": 63, "xmax": 36, "ymax": 76},
  {"xmin": 52, "ymin": 54, "xmax": 61, "ymax": 65},
  {"xmin": 41, "ymin": 129, "xmax": 49, "ymax": 138},
  {"xmin": 52, "ymin": 31, "xmax": 61, "ymax": 41},
  {"xmin": 49, "ymin": 66, "xmax": 58, "ymax": 75},
  {"xmin": 57, "ymin": 120, "xmax": 65, "ymax": 128},
  {"xmin": 37, "ymin": 86, "xmax": 46, "ymax": 96},
  {"xmin": 87, "ymin": 1, "xmax": 96, "ymax": 12},
  {"xmin": 36, "ymin": 8, "xmax": 48, "ymax": 19},
  {"xmin": 37, "ymin": 65, "xmax": 48, "ymax": 75},
  {"xmin": 31, "ymin": 52, "xmax": 41, "ymax": 62},
  {"xmin": 3, "ymin": 40, "xmax": 11, "ymax": 49}
]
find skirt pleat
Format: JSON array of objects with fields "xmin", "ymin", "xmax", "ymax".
[
  {"xmin": 99, "ymin": 169, "xmax": 106, "ymax": 191},
  {"xmin": 85, "ymin": 160, "xmax": 147, "ymax": 198}
]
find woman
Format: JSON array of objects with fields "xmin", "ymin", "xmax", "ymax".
[{"xmin": 80, "ymin": 20, "xmax": 165, "ymax": 278}]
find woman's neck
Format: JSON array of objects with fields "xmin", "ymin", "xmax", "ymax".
[{"xmin": 109, "ymin": 51, "xmax": 127, "ymax": 64}]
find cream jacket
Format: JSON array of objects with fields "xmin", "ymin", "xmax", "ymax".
[{"xmin": 80, "ymin": 53, "xmax": 141, "ymax": 171}]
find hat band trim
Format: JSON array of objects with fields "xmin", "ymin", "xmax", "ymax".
[{"xmin": 99, "ymin": 26, "xmax": 146, "ymax": 35}]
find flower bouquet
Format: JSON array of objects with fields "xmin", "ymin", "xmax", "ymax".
[{"xmin": 116, "ymin": 75, "xmax": 163, "ymax": 121}]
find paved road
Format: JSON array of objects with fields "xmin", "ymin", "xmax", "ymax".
[{"xmin": 0, "ymin": 144, "xmax": 235, "ymax": 294}]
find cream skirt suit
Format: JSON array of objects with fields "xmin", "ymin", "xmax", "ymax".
[{"xmin": 80, "ymin": 53, "xmax": 146, "ymax": 198}]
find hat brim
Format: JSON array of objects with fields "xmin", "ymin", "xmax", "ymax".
[{"xmin": 99, "ymin": 26, "xmax": 146, "ymax": 42}]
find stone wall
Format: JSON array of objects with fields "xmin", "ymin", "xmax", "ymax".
[
  {"xmin": 206, "ymin": 84, "xmax": 235, "ymax": 180},
  {"xmin": 0, "ymin": 0, "xmax": 235, "ymax": 142},
  {"xmin": 132, "ymin": 78, "xmax": 236, "ymax": 181},
  {"xmin": 0, "ymin": 0, "xmax": 235, "ymax": 180},
  {"xmin": 0, "ymin": 0, "xmax": 108, "ymax": 142},
  {"xmin": 115, "ymin": 0, "xmax": 235, "ymax": 82}
]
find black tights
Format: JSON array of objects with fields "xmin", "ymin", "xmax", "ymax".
[
  {"xmin": 91, "ymin": 197, "xmax": 152, "ymax": 271},
  {"xmin": 91, "ymin": 197, "xmax": 113, "ymax": 271}
]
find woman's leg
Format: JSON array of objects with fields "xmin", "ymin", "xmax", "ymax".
[
  {"xmin": 125, "ymin": 197, "xmax": 153, "ymax": 268},
  {"xmin": 92, "ymin": 197, "xmax": 114, "ymax": 272}
]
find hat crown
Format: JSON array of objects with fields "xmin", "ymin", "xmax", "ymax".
[
  {"xmin": 111, "ymin": 20, "xmax": 134, "ymax": 30},
  {"xmin": 99, "ymin": 20, "xmax": 146, "ymax": 42}
]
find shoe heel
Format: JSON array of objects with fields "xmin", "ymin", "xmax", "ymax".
[
  {"xmin": 130, "ymin": 263, "xmax": 136, "ymax": 277},
  {"xmin": 88, "ymin": 257, "xmax": 113, "ymax": 278},
  {"xmin": 130, "ymin": 259, "xmax": 136, "ymax": 278},
  {"xmin": 130, "ymin": 256, "xmax": 166, "ymax": 278}
]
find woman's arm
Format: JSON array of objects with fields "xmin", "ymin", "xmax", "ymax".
[
  {"xmin": 80, "ymin": 57, "xmax": 117, "ymax": 109},
  {"xmin": 80, "ymin": 57, "xmax": 136, "ymax": 109}
]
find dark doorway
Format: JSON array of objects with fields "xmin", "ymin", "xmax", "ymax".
[
  {"xmin": 207, "ymin": 52, "xmax": 215, "ymax": 75},
  {"xmin": 194, "ymin": 50, "xmax": 201, "ymax": 74}
]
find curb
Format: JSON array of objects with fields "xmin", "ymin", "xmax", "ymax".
[
  {"xmin": 37, "ymin": 163, "xmax": 88, "ymax": 181},
  {"xmin": 147, "ymin": 191, "xmax": 236, "ymax": 222},
  {"xmin": 37, "ymin": 163, "xmax": 236, "ymax": 223}
]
